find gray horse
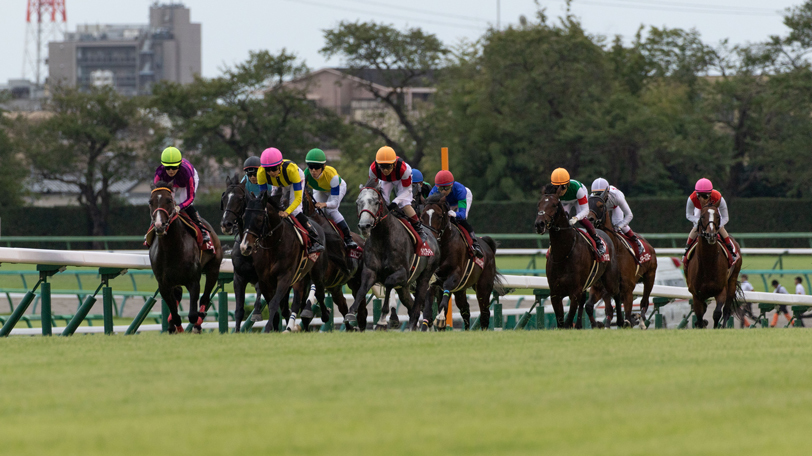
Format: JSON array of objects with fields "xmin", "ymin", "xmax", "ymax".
[{"xmin": 344, "ymin": 179, "xmax": 440, "ymax": 331}]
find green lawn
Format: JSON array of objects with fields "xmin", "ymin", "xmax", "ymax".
[{"xmin": 1, "ymin": 330, "xmax": 811, "ymax": 455}]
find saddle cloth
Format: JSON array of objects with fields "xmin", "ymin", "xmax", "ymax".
[
  {"xmin": 545, "ymin": 229, "xmax": 610, "ymax": 263},
  {"xmin": 452, "ymin": 223, "xmax": 485, "ymax": 269},
  {"xmin": 684, "ymin": 235, "xmax": 736, "ymax": 267},
  {"xmin": 395, "ymin": 216, "xmax": 434, "ymax": 257},
  {"xmin": 617, "ymin": 232, "xmax": 652, "ymax": 264},
  {"xmin": 144, "ymin": 212, "xmax": 215, "ymax": 253},
  {"xmin": 326, "ymin": 219, "xmax": 363, "ymax": 259}
]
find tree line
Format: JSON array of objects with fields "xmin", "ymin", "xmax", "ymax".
[{"xmin": 3, "ymin": 1, "xmax": 812, "ymax": 236}]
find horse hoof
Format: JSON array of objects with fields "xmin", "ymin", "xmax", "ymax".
[
  {"xmin": 595, "ymin": 322, "xmax": 605, "ymax": 329},
  {"xmin": 176, "ymin": 325, "xmax": 185, "ymax": 334},
  {"xmin": 300, "ymin": 309, "xmax": 314, "ymax": 319},
  {"xmin": 250, "ymin": 313, "xmax": 263, "ymax": 322},
  {"xmin": 420, "ymin": 319, "xmax": 430, "ymax": 332},
  {"xmin": 623, "ymin": 320, "xmax": 631, "ymax": 328},
  {"xmin": 192, "ymin": 326, "xmax": 202, "ymax": 334},
  {"xmin": 375, "ymin": 324, "xmax": 387, "ymax": 331},
  {"xmin": 282, "ymin": 329, "xmax": 291, "ymax": 334}
]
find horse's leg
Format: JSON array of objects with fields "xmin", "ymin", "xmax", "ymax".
[
  {"xmin": 475, "ymin": 286, "xmax": 491, "ymax": 331},
  {"xmin": 714, "ymin": 289, "xmax": 729, "ymax": 329},
  {"xmin": 159, "ymin": 286, "xmax": 183, "ymax": 334},
  {"xmin": 263, "ymin": 277, "xmax": 294, "ymax": 333},
  {"xmin": 413, "ymin": 270, "xmax": 436, "ymax": 332},
  {"xmin": 550, "ymin": 296, "xmax": 565, "ymax": 328},
  {"xmin": 382, "ymin": 269, "xmax": 411, "ymax": 327},
  {"xmin": 347, "ymin": 268, "xmax": 376, "ymax": 330},
  {"xmin": 454, "ymin": 290, "xmax": 472, "ymax": 330},
  {"xmin": 691, "ymin": 294, "xmax": 705, "ymax": 329},
  {"xmin": 375, "ymin": 286, "xmax": 393, "ymax": 331},
  {"xmin": 196, "ymin": 264, "xmax": 219, "ymax": 331},
  {"xmin": 330, "ymin": 288, "xmax": 349, "ymax": 317},
  {"xmin": 395, "ymin": 287, "xmax": 417, "ymax": 331},
  {"xmin": 639, "ymin": 267, "xmax": 656, "ymax": 327},
  {"xmin": 233, "ymin": 273, "xmax": 247, "ymax": 332},
  {"xmin": 564, "ymin": 294, "xmax": 580, "ymax": 329},
  {"xmin": 286, "ymin": 280, "xmax": 307, "ymax": 333},
  {"xmin": 435, "ymin": 274, "xmax": 461, "ymax": 331},
  {"xmin": 585, "ymin": 287, "xmax": 601, "ymax": 329},
  {"xmin": 386, "ymin": 286, "xmax": 401, "ymax": 330},
  {"xmin": 186, "ymin": 279, "xmax": 202, "ymax": 334}
]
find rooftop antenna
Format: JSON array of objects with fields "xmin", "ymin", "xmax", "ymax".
[{"xmin": 22, "ymin": 0, "xmax": 67, "ymax": 88}]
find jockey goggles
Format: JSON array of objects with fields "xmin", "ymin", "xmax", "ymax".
[
  {"xmin": 378, "ymin": 163, "xmax": 394, "ymax": 170},
  {"xmin": 438, "ymin": 185, "xmax": 452, "ymax": 191},
  {"xmin": 164, "ymin": 165, "xmax": 179, "ymax": 171},
  {"xmin": 245, "ymin": 168, "xmax": 258, "ymax": 176},
  {"xmin": 697, "ymin": 192, "xmax": 710, "ymax": 199},
  {"xmin": 263, "ymin": 164, "xmax": 281, "ymax": 173},
  {"xmin": 307, "ymin": 163, "xmax": 324, "ymax": 170}
]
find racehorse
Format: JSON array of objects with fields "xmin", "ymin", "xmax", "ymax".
[
  {"xmin": 587, "ymin": 190, "xmax": 657, "ymax": 328},
  {"xmin": 534, "ymin": 185, "xmax": 618, "ymax": 328},
  {"xmin": 345, "ymin": 178, "xmax": 440, "ymax": 331},
  {"xmin": 219, "ymin": 175, "xmax": 280, "ymax": 332},
  {"xmin": 302, "ymin": 190, "xmax": 366, "ymax": 328},
  {"xmin": 240, "ymin": 191, "xmax": 327, "ymax": 333},
  {"xmin": 684, "ymin": 204, "xmax": 744, "ymax": 328},
  {"xmin": 421, "ymin": 193, "xmax": 503, "ymax": 330},
  {"xmin": 149, "ymin": 181, "xmax": 223, "ymax": 333}
]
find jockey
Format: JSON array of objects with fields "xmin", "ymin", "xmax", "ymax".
[
  {"xmin": 241, "ymin": 156, "xmax": 263, "ymax": 197},
  {"xmin": 411, "ymin": 169, "xmax": 431, "ymax": 199},
  {"xmin": 303, "ymin": 148, "xmax": 358, "ymax": 250},
  {"xmin": 550, "ymin": 168, "xmax": 607, "ymax": 257},
  {"xmin": 429, "ymin": 170, "xmax": 484, "ymax": 258},
  {"xmin": 684, "ymin": 178, "xmax": 736, "ymax": 259},
  {"xmin": 368, "ymin": 146, "xmax": 422, "ymax": 231},
  {"xmin": 260, "ymin": 147, "xmax": 324, "ymax": 254},
  {"xmin": 153, "ymin": 146, "xmax": 210, "ymax": 243},
  {"xmin": 591, "ymin": 178, "xmax": 644, "ymax": 256}
]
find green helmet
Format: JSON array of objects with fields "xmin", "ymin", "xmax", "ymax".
[
  {"xmin": 161, "ymin": 147, "xmax": 182, "ymax": 166},
  {"xmin": 305, "ymin": 148, "xmax": 327, "ymax": 164}
]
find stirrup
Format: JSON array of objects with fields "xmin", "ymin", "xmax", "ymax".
[
  {"xmin": 345, "ymin": 238, "xmax": 358, "ymax": 250},
  {"xmin": 308, "ymin": 241, "xmax": 325, "ymax": 254},
  {"xmin": 472, "ymin": 243, "xmax": 484, "ymax": 258}
]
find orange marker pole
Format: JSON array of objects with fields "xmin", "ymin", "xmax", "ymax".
[{"xmin": 441, "ymin": 147, "xmax": 454, "ymax": 329}]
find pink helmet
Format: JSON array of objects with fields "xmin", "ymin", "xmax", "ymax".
[
  {"xmin": 434, "ymin": 170, "xmax": 454, "ymax": 186},
  {"xmin": 695, "ymin": 178, "xmax": 713, "ymax": 193},
  {"xmin": 260, "ymin": 147, "xmax": 283, "ymax": 167}
]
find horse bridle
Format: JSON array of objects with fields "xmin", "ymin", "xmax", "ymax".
[
  {"xmin": 359, "ymin": 186, "xmax": 388, "ymax": 229},
  {"xmin": 242, "ymin": 206, "xmax": 284, "ymax": 250},
  {"xmin": 221, "ymin": 186, "xmax": 247, "ymax": 235},
  {"xmin": 696, "ymin": 208, "xmax": 716, "ymax": 241},
  {"xmin": 422, "ymin": 202, "xmax": 449, "ymax": 241},
  {"xmin": 587, "ymin": 194, "xmax": 606, "ymax": 227},
  {"xmin": 150, "ymin": 188, "xmax": 178, "ymax": 228},
  {"xmin": 537, "ymin": 198, "xmax": 573, "ymax": 233}
]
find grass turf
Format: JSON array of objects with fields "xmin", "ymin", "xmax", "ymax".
[{"xmin": 1, "ymin": 330, "xmax": 812, "ymax": 455}]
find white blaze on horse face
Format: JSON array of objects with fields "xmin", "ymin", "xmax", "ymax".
[
  {"xmin": 708, "ymin": 208, "xmax": 716, "ymax": 230},
  {"xmin": 239, "ymin": 233, "xmax": 250, "ymax": 253},
  {"xmin": 425, "ymin": 208, "xmax": 435, "ymax": 227}
]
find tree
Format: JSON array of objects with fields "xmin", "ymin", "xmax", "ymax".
[
  {"xmin": 321, "ymin": 21, "xmax": 447, "ymax": 168},
  {"xmin": 152, "ymin": 50, "xmax": 345, "ymax": 166},
  {"xmin": 20, "ymin": 86, "xmax": 160, "ymax": 242},
  {"xmin": 0, "ymin": 104, "xmax": 26, "ymax": 208}
]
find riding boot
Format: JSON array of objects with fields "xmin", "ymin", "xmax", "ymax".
[
  {"xmin": 724, "ymin": 237, "xmax": 738, "ymax": 259},
  {"xmin": 579, "ymin": 218, "xmax": 606, "ymax": 258},
  {"xmin": 336, "ymin": 220, "xmax": 358, "ymax": 250},
  {"xmin": 458, "ymin": 219, "xmax": 484, "ymax": 258},
  {"xmin": 595, "ymin": 236, "xmax": 607, "ymax": 257},
  {"xmin": 188, "ymin": 209, "xmax": 211, "ymax": 243},
  {"xmin": 408, "ymin": 214, "xmax": 423, "ymax": 234},
  {"xmin": 296, "ymin": 213, "xmax": 325, "ymax": 254},
  {"xmin": 683, "ymin": 237, "xmax": 697, "ymax": 257},
  {"xmin": 626, "ymin": 230, "xmax": 644, "ymax": 257}
]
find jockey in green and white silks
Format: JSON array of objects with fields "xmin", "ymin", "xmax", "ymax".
[{"xmin": 303, "ymin": 148, "xmax": 358, "ymax": 250}]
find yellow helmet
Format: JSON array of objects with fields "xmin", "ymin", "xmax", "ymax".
[
  {"xmin": 551, "ymin": 168, "xmax": 570, "ymax": 186},
  {"xmin": 375, "ymin": 146, "xmax": 398, "ymax": 164}
]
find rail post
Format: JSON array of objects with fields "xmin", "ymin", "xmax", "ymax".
[
  {"xmin": 372, "ymin": 299, "xmax": 382, "ymax": 326},
  {"xmin": 37, "ymin": 265, "xmax": 65, "ymax": 336},
  {"xmin": 792, "ymin": 306, "xmax": 805, "ymax": 328},
  {"xmin": 161, "ymin": 299, "xmax": 169, "ymax": 333},
  {"xmin": 125, "ymin": 290, "xmax": 159, "ymax": 335},
  {"xmin": 63, "ymin": 283, "xmax": 104, "ymax": 336},
  {"xmin": 492, "ymin": 292, "xmax": 503, "ymax": 330},
  {"xmin": 98, "ymin": 268, "xmax": 126, "ymax": 335},
  {"xmin": 0, "ymin": 282, "xmax": 41, "ymax": 337}
]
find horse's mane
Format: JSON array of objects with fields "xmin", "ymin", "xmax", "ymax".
[
  {"xmin": 153, "ymin": 180, "xmax": 172, "ymax": 192},
  {"xmin": 425, "ymin": 192, "xmax": 447, "ymax": 206},
  {"xmin": 363, "ymin": 177, "xmax": 379, "ymax": 189},
  {"xmin": 541, "ymin": 183, "xmax": 558, "ymax": 195}
]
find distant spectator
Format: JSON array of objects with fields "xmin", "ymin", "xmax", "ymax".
[
  {"xmin": 795, "ymin": 277, "xmax": 805, "ymax": 295},
  {"xmin": 771, "ymin": 280, "xmax": 792, "ymax": 327},
  {"xmin": 740, "ymin": 275, "xmax": 755, "ymax": 327}
]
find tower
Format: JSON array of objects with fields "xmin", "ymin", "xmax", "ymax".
[{"xmin": 22, "ymin": 0, "xmax": 67, "ymax": 87}]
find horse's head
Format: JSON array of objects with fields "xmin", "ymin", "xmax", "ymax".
[
  {"xmin": 220, "ymin": 174, "xmax": 246, "ymax": 235},
  {"xmin": 421, "ymin": 193, "xmax": 449, "ymax": 237},
  {"xmin": 535, "ymin": 184, "xmax": 564, "ymax": 235},
  {"xmin": 239, "ymin": 191, "xmax": 283, "ymax": 255},
  {"xmin": 150, "ymin": 181, "xmax": 175, "ymax": 236},
  {"xmin": 357, "ymin": 178, "xmax": 385, "ymax": 237},
  {"xmin": 587, "ymin": 188, "xmax": 609, "ymax": 228},
  {"xmin": 698, "ymin": 204, "xmax": 720, "ymax": 244}
]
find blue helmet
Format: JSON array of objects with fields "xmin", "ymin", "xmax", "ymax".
[{"xmin": 412, "ymin": 169, "xmax": 424, "ymax": 183}]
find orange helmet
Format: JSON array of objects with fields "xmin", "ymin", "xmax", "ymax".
[
  {"xmin": 551, "ymin": 168, "xmax": 570, "ymax": 186},
  {"xmin": 375, "ymin": 146, "xmax": 398, "ymax": 164}
]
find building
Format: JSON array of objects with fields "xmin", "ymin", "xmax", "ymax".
[
  {"xmin": 0, "ymin": 79, "xmax": 45, "ymax": 111},
  {"xmin": 48, "ymin": 3, "xmax": 200, "ymax": 96}
]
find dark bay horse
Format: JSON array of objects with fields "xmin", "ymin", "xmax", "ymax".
[
  {"xmin": 240, "ymin": 191, "xmax": 327, "ymax": 332},
  {"xmin": 534, "ymin": 186, "xmax": 618, "ymax": 328},
  {"xmin": 346, "ymin": 179, "xmax": 440, "ymax": 331},
  {"xmin": 149, "ymin": 182, "xmax": 223, "ymax": 333},
  {"xmin": 587, "ymin": 191, "xmax": 657, "ymax": 328},
  {"xmin": 685, "ymin": 204, "xmax": 743, "ymax": 328},
  {"xmin": 302, "ymin": 190, "xmax": 366, "ymax": 327},
  {"xmin": 219, "ymin": 176, "xmax": 271, "ymax": 332},
  {"xmin": 421, "ymin": 194, "xmax": 503, "ymax": 330}
]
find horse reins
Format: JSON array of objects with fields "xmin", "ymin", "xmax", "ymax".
[
  {"xmin": 150, "ymin": 188, "xmax": 178, "ymax": 227},
  {"xmin": 359, "ymin": 186, "xmax": 389, "ymax": 229},
  {"xmin": 242, "ymin": 207, "xmax": 284, "ymax": 250},
  {"xmin": 540, "ymin": 200, "xmax": 578, "ymax": 264}
]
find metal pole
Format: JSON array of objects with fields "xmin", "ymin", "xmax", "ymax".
[
  {"xmin": 0, "ymin": 289, "xmax": 38, "ymax": 336},
  {"xmin": 41, "ymin": 281, "xmax": 51, "ymax": 336},
  {"xmin": 320, "ymin": 296, "xmax": 334, "ymax": 332},
  {"xmin": 372, "ymin": 298, "xmax": 382, "ymax": 325},
  {"xmin": 493, "ymin": 302, "xmax": 503, "ymax": 330},
  {"xmin": 102, "ymin": 286, "xmax": 114, "ymax": 335},
  {"xmin": 62, "ymin": 293, "xmax": 98, "ymax": 336},
  {"xmin": 125, "ymin": 296, "xmax": 157, "ymax": 335},
  {"xmin": 218, "ymin": 289, "xmax": 228, "ymax": 334},
  {"xmin": 161, "ymin": 299, "xmax": 169, "ymax": 333}
]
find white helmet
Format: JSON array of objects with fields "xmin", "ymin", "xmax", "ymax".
[{"xmin": 591, "ymin": 177, "xmax": 609, "ymax": 192}]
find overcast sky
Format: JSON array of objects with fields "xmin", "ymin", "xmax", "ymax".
[{"xmin": 0, "ymin": 0, "xmax": 802, "ymax": 84}]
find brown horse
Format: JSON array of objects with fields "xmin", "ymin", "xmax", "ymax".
[
  {"xmin": 240, "ymin": 191, "xmax": 327, "ymax": 332},
  {"xmin": 421, "ymin": 194, "xmax": 503, "ymax": 330},
  {"xmin": 685, "ymin": 204, "xmax": 743, "ymax": 328},
  {"xmin": 302, "ymin": 190, "xmax": 367, "ymax": 328},
  {"xmin": 149, "ymin": 182, "xmax": 223, "ymax": 334},
  {"xmin": 534, "ymin": 185, "xmax": 618, "ymax": 328},
  {"xmin": 587, "ymin": 191, "xmax": 658, "ymax": 328}
]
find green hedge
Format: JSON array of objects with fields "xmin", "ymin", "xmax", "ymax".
[{"xmin": 0, "ymin": 198, "xmax": 809, "ymax": 248}]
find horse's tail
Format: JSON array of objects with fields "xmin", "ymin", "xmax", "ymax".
[
  {"xmin": 729, "ymin": 281, "xmax": 749, "ymax": 321},
  {"xmin": 481, "ymin": 236, "xmax": 508, "ymax": 296}
]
